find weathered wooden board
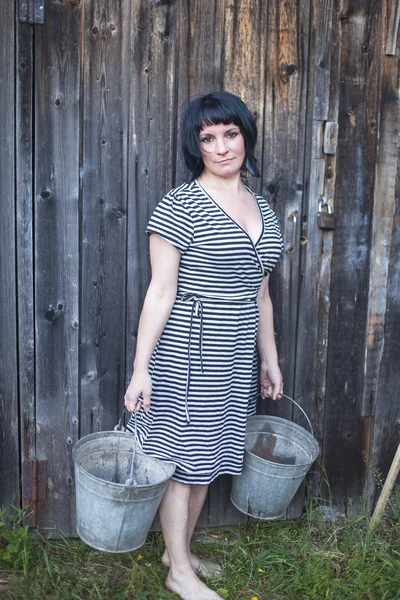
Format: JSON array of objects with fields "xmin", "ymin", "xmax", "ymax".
[
  {"xmin": 173, "ymin": 0, "xmax": 225, "ymax": 186},
  {"xmin": 222, "ymin": 0, "xmax": 268, "ymax": 197},
  {"xmin": 125, "ymin": 0, "xmax": 177, "ymax": 404},
  {"xmin": 386, "ymin": 0, "xmax": 400, "ymax": 55},
  {"xmin": 0, "ymin": 0, "xmax": 19, "ymax": 512},
  {"xmin": 260, "ymin": 0, "xmax": 311, "ymax": 427},
  {"xmin": 313, "ymin": 0, "xmax": 334, "ymax": 121},
  {"xmin": 322, "ymin": 0, "xmax": 384, "ymax": 511},
  {"xmin": 34, "ymin": 0, "xmax": 81, "ymax": 534},
  {"xmin": 368, "ymin": 182, "xmax": 400, "ymax": 505},
  {"xmin": 293, "ymin": 0, "xmax": 336, "ymax": 504},
  {"xmin": 186, "ymin": 0, "xmax": 224, "ymax": 99},
  {"xmin": 16, "ymin": 18, "xmax": 36, "ymax": 523},
  {"xmin": 361, "ymin": 41, "xmax": 399, "ymax": 417},
  {"xmin": 80, "ymin": 0, "xmax": 130, "ymax": 436},
  {"xmin": 363, "ymin": 34, "xmax": 400, "ymax": 509}
]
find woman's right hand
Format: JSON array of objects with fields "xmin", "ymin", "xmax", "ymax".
[{"xmin": 124, "ymin": 371, "xmax": 152, "ymax": 413}]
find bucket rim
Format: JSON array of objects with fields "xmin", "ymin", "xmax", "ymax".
[
  {"xmin": 246, "ymin": 414, "xmax": 319, "ymax": 443},
  {"xmin": 72, "ymin": 430, "xmax": 176, "ymax": 490},
  {"xmin": 244, "ymin": 428, "xmax": 319, "ymax": 469}
]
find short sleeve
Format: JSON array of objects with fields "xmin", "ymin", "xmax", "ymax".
[{"xmin": 146, "ymin": 191, "xmax": 194, "ymax": 254}]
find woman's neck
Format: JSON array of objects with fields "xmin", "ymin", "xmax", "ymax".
[{"xmin": 197, "ymin": 171, "xmax": 244, "ymax": 195}]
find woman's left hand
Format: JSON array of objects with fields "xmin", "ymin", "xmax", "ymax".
[{"xmin": 260, "ymin": 362, "xmax": 283, "ymax": 401}]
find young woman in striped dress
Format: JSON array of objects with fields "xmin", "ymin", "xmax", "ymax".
[{"xmin": 124, "ymin": 91, "xmax": 284, "ymax": 600}]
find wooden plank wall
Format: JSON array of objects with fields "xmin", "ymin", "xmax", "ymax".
[
  {"xmin": 1, "ymin": 0, "xmax": 400, "ymax": 533},
  {"xmin": 0, "ymin": 0, "xmax": 19, "ymax": 513}
]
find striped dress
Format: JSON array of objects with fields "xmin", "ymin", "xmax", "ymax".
[{"xmin": 127, "ymin": 179, "xmax": 283, "ymax": 484}]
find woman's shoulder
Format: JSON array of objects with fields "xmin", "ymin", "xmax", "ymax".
[{"xmin": 164, "ymin": 181, "xmax": 198, "ymax": 202}]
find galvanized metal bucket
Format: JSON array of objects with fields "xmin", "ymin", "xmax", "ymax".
[
  {"xmin": 231, "ymin": 395, "xmax": 319, "ymax": 520},
  {"xmin": 73, "ymin": 430, "xmax": 176, "ymax": 553}
]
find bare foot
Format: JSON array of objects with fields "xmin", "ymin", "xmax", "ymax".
[
  {"xmin": 162, "ymin": 550, "xmax": 222, "ymax": 578},
  {"xmin": 165, "ymin": 567, "xmax": 224, "ymax": 600}
]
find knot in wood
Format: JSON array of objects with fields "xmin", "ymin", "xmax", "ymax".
[
  {"xmin": 286, "ymin": 64, "xmax": 296, "ymax": 76},
  {"xmin": 279, "ymin": 63, "xmax": 296, "ymax": 83},
  {"xmin": 113, "ymin": 208, "xmax": 124, "ymax": 219},
  {"xmin": 44, "ymin": 306, "xmax": 60, "ymax": 323}
]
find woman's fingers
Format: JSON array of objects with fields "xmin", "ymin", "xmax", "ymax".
[
  {"xmin": 261, "ymin": 381, "xmax": 283, "ymax": 401},
  {"xmin": 141, "ymin": 390, "xmax": 151, "ymax": 412},
  {"xmin": 124, "ymin": 392, "xmax": 145, "ymax": 413},
  {"xmin": 124, "ymin": 373, "xmax": 152, "ymax": 413}
]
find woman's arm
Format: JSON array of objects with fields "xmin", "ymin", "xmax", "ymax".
[
  {"xmin": 256, "ymin": 274, "xmax": 283, "ymax": 401},
  {"xmin": 124, "ymin": 234, "xmax": 181, "ymax": 413}
]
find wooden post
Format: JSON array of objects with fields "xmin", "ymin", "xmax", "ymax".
[{"xmin": 370, "ymin": 442, "xmax": 400, "ymax": 528}]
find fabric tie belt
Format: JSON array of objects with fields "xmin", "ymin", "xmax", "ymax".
[{"xmin": 179, "ymin": 292, "xmax": 257, "ymax": 424}]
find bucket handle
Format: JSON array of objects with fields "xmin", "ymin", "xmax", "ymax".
[
  {"xmin": 125, "ymin": 409, "xmax": 137, "ymax": 487},
  {"xmin": 114, "ymin": 406, "xmax": 137, "ymax": 487},
  {"xmin": 280, "ymin": 393, "xmax": 314, "ymax": 436}
]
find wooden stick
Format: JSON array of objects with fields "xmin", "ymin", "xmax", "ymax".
[
  {"xmin": 386, "ymin": 0, "xmax": 400, "ymax": 55},
  {"xmin": 370, "ymin": 441, "xmax": 400, "ymax": 529}
]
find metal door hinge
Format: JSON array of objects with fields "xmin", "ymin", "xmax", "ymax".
[
  {"xmin": 19, "ymin": 0, "xmax": 45, "ymax": 24},
  {"xmin": 23, "ymin": 459, "xmax": 47, "ymax": 526}
]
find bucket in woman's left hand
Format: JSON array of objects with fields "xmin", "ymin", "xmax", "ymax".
[
  {"xmin": 73, "ymin": 431, "xmax": 175, "ymax": 553},
  {"xmin": 231, "ymin": 396, "xmax": 319, "ymax": 520}
]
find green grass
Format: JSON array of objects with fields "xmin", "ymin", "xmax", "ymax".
[{"xmin": 1, "ymin": 488, "xmax": 400, "ymax": 600}]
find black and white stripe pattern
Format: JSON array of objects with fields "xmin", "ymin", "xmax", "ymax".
[{"xmin": 127, "ymin": 180, "xmax": 283, "ymax": 484}]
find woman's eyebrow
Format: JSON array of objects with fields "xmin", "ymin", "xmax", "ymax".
[{"xmin": 199, "ymin": 126, "xmax": 240, "ymax": 135}]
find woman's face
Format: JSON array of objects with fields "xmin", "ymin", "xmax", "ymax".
[{"xmin": 198, "ymin": 122, "xmax": 246, "ymax": 179}]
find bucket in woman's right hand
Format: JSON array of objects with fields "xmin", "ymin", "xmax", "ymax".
[
  {"xmin": 73, "ymin": 431, "xmax": 175, "ymax": 553},
  {"xmin": 231, "ymin": 398, "xmax": 319, "ymax": 520}
]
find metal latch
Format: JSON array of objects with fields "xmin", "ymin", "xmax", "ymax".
[
  {"xmin": 285, "ymin": 211, "xmax": 298, "ymax": 253},
  {"xmin": 19, "ymin": 0, "xmax": 44, "ymax": 24},
  {"xmin": 23, "ymin": 459, "xmax": 47, "ymax": 526}
]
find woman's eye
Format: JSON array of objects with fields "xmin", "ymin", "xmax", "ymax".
[
  {"xmin": 227, "ymin": 132, "xmax": 238, "ymax": 138},
  {"xmin": 200, "ymin": 137, "xmax": 212, "ymax": 143}
]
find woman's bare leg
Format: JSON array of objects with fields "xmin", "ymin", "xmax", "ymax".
[
  {"xmin": 187, "ymin": 484, "xmax": 209, "ymax": 542},
  {"xmin": 162, "ymin": 484, "xmax": 221, "ymax": 575},
  {"xmin": 158, "ymin": 480, "xmax": 223, "ymax": 600}
]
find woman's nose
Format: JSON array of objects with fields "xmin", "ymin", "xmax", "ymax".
[{"xmin": 215, "ymin": 137, "xmax": 228, "ymax": 154}]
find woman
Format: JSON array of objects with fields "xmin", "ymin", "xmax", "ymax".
[{"xmin": 124, "ymin": 91, "xmax": 284, "ymax": 600}]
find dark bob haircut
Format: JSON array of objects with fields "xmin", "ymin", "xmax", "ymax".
[{"xmin": 181, "ymin": 91, "xmax": 260, "ymax": 182}]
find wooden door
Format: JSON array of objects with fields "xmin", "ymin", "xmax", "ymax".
[
  {"xmin": 8, "ymin": 0, "xmax": 315, "ymax": 534},
  {"xmin": 9, "ymin": 0, "xmax": 400, "ymax": 534}
]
